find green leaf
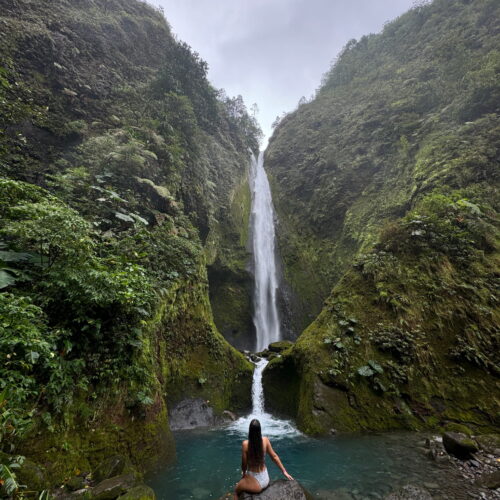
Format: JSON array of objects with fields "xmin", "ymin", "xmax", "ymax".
[
  {"xmin": 26, "ymin": 351, "xmax": 40, "ymax": 363},
  {"xmin": 0, "ymin": 270, "xmax": 17, "ymax": 289},
  {"xmin": 357, "ymin": 365, "xmax": 375, "ymax": 377},
  {"xmin": 368, "ymin": 360, "xmax": 384, "ymax": 374}
]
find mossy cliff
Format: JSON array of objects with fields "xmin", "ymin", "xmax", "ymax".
[
  {"xmin": 263, "ymin": 0, "xmax": 500, "ymax": 434},
  {"xmin": 0, "ymin": 0, "xmax": 257, "ymax": 486}
]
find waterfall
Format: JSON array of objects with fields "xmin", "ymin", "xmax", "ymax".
[
  {"xmin": 250, "ymin": 152, "xmax": 281, "ymax": 352},
  {"xmin": 227, "ymin": 153, "xmax": 299, "ymax": 438}
]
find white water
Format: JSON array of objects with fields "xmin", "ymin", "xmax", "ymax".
[
  {"xmin": 250, "ymin": 152, "xmax": 281, "ymax": 352},
  {"xmin": 228, "ymin": 359, "xmax": 299, "ymax": 439},
  {"xmin": 228, "ymin": 153, "xmax": 299, "ymax": 439}
]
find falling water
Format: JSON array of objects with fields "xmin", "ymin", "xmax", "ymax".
[
  {"xmin": 227, "ymin": 153, "xmax": 299, "ymax": 438},
  {"xmin": 250, "ymin": 152, "xmax": 281, "ymax": 352}
]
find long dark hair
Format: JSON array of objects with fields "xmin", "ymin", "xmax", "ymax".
[{"xmin": 248, "ymin": 419, "xmax": 264, "ymax": 467}]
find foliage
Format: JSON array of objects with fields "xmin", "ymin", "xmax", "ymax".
[{"xmin": 266, "ymin": 0, "xmax": 500, "ymax": 328}]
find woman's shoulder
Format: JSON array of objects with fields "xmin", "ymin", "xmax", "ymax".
[{"xmin": 242, "ymin": 439, "xmax": 249, "ymax": 448}]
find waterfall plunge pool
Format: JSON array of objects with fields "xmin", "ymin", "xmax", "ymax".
[
  {"xmin": 147, "ymin": 427, "xmax": 464, "ymax": 499},
  {"xmin": 148, "ymin": 360, "xmax": 462, "ymax": 499}
]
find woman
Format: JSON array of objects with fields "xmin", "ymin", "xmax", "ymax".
[{"xmin": 234, "ymin": 419, "xmax": 293, "ymax": 499}]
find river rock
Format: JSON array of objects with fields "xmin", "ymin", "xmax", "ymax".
[
  {"xmin": 442, "ymin": 431, "xmax": 478, "ymax": 459},
  {"xmin": 169, "ymin": 398, "xmax": 215, "ymax": 430},
  {"xmin": 476, "ymin": 470, "xmax": 500, "ymax": 489},
  {"xmin": 240, "ymin": 479, "xmax": 312, "ymax": 499},
  {"xmin": 117, "ymin": 484, "xmax": 156, "ymax": 500},
  {"xmin": 475, "ymin": 434, "xmax": 500, "ymax": 455},
  {"xmin": 93, "ymin": 455, "xmax": 134, "ymax": 483},
  {"xmin": 268, "ymin": 341, "xmax": 293, "ymax": 353},
  {"xmin": 384, "ymin": 484, "xmax": 432, "ymax": 499},
  {"xmin": 92, "ymin": 473, "xmax": 138, "ymax": 500}
]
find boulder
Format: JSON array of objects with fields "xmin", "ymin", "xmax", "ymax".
[
  {"xmin": 92, "ymin": 473, "xmax": 138, "ymax": 500},
  {"xmin": 268, "ymin": 341, "xmax": 293, "ymax": 353},
  {"xmin": 93, "ymin": 455, "xmax": 134, "ymax": 484},
  {"xmin": 15, "ymin": 459, "xmax": 49, "ymax": 492},
  {"xmin": 117, "ymin": 484, "xmax": 156, "ymax": 500},
  {"xmin": 384, "ymin": 485, "xmax": 432, "ymax": 499},
  {"xmin": 240, "ymin": 479, "xmax": 312, "ymax": 499},
  {"xmin": 442, "ymin": 432, "xmax": 478, "ymax": 459},
  {"xmin": 169, "ymin": 398, "xmax": 215, "ymax": 430},
  {"xmin": 476, "ymin": 470, "xmax": 500, "ymax": 489}
]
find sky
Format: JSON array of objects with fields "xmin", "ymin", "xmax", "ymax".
[{"xmin": 152, "ymin": 0, "xmax": 416, "ymax": 146}]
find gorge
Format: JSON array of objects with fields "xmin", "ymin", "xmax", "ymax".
[{"xmin": 0, "ymin": 0, "xmax": 499, "ymax": 499}]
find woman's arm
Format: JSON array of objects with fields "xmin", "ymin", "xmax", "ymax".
[
  {"xmin": 241, "ymin": 441, "xmax": 248, "ymax": 476},
  {"xmin": 265, "ymin": 438, "xmax": 294, "ymax": 480}
]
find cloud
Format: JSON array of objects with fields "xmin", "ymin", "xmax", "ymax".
[{"xmin": 154, "ymin": 0, "xmax": 416, "ymax": 146}]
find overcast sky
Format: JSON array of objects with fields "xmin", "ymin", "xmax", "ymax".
[{"xmin": 153, "ymin": 0, "xmax": 416, "ymax": 146}]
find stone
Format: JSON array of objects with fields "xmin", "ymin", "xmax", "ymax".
[
  {"xmin": 475, "ymin": 434, "xmax": 500, "ymax": 455},
  {"xmin": 15, "ymin": 459, "xmax": 48, "ymax": 492},
  {"xmin": 223, "ymin": 410, "xmax": 237, "ymax": 421},
  {"xmin": 315, "ymin": 487, "xmax": 355, "ymax": 499},
  {"xmin": 476, "ymin": 470, "xmax": 500, "ymax": 489},
  {"xmin": 66, "ymin": 475, "xmax": 85, "ymax": 491},
  {"xmin": 117, "ymin": 484, "xmax": 156, "ymax": 500},
  {"xmin": 240, "ymin": 479, "xmax": 312, "ymax": 499},
  {"xmin": 93, "ymin": 455, "xmax": 132, "ymax": 484},
  {"xmin": 92, "ymin": 474, "xmax": 138, "ymax": 500},
  {"xmin": 442, "ymin": 432, "xmax": 478, "ymax": 459},
  {"xmin": 384, "ymin": 485, "xmax": 432, "ymax": 500},
  {"xmin": 268, "ymin": 341, "xmax": 293, "ymax": 353},
  {"xmin": 169, "ymin": 398, "xmax": 215, "ymax": 430}
]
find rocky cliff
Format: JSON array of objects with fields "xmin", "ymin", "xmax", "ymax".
[
  {"xmin": 0, "ymin": 0, "xmax": 258, "ymax": 484},
  {"xmin": 263, "ymin": 0, "xmax": 499, "ymax": 434}
]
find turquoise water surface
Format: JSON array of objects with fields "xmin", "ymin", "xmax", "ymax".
[{"xmin": 147, "ymin": 426, "xmax": 457, "ymax": 499}]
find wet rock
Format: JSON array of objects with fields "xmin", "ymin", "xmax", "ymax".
[
  {"xmin": 257, "ymin": 349, "xmax": 271, "ymax": 358},
  {"xmin": 93, "ymin": 455, "xmax": 133, "ymax": 484},
  {"xmin": 92, "ymin": 473, "xmax": 137, "ymax": 500},
  {"xmin": 169, "ymin": 398, "xmax": 215, "ymax": 430},
  {"xmin": 222, "ymin": 410, "xmax": 237, "ymax": 421},
  {"xmin": 476, "ymin": 470, "xmax": 500, "ymax": 489},
  {"xmin": 268, "ymin": 341, "xmax": 293, "ymax": 353},
  {"xmin": 475, "ymin": 434, "xmax": 500, "ymax": 455},
  {"xmin": 240, "ymin": 479, "xmax": 312, "ymax": 499},
  {"xmin": 384, "ymin": 485, "xmax": 432, "ymax": 499},
  {"xmin": 117, "ymin": 484, "xmax": 156, "ymax": 500},
  {"xmin": 442, "ymin": 432, "xmax": 478, "ymax": 459},
  {"xmin": 315, "ymin": 487, "xmax": 355, "ymax": 499}
]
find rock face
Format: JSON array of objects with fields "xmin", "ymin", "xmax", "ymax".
[
  {"xmin": 93, "ymin": 456, "xmax": 135, "ymax": 484},
  {"xmin": 442, "ymin": 432, "xmax": 478, "ymax": 460},
  {"xmin": 169, "ymin": 398, "xmax": 216, "ymax": 430},
  {"xmin": 240, "ymin": 480, "xmax": 312, "ymax": 499},
  {"xmin": 92, "ymin": 474, "xmax": 138, "ymax": 500},
  {"xmin": 262, "ymin": 0, "xmax": 500, "ymax": 435},
  {"xmin": 384, "ymin": 485, "xmax": 432, "ymax": 500}
]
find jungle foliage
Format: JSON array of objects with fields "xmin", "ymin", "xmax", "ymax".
[{"xmin": 0, "ymin": 0, "xmax": 259, "ymax": 466}]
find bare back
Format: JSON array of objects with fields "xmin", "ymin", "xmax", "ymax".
[{"xmin": 242, "ymin": 436, "xmax": 273, "ymax": 472}]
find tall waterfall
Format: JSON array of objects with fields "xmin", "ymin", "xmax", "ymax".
[
  {"xmin": 228, "ymin": 152, "xmax": 299, "ymax": 438},
  {"xmin": 250, "ymin": 152, "xmax": 281, "ymax": 352}
]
